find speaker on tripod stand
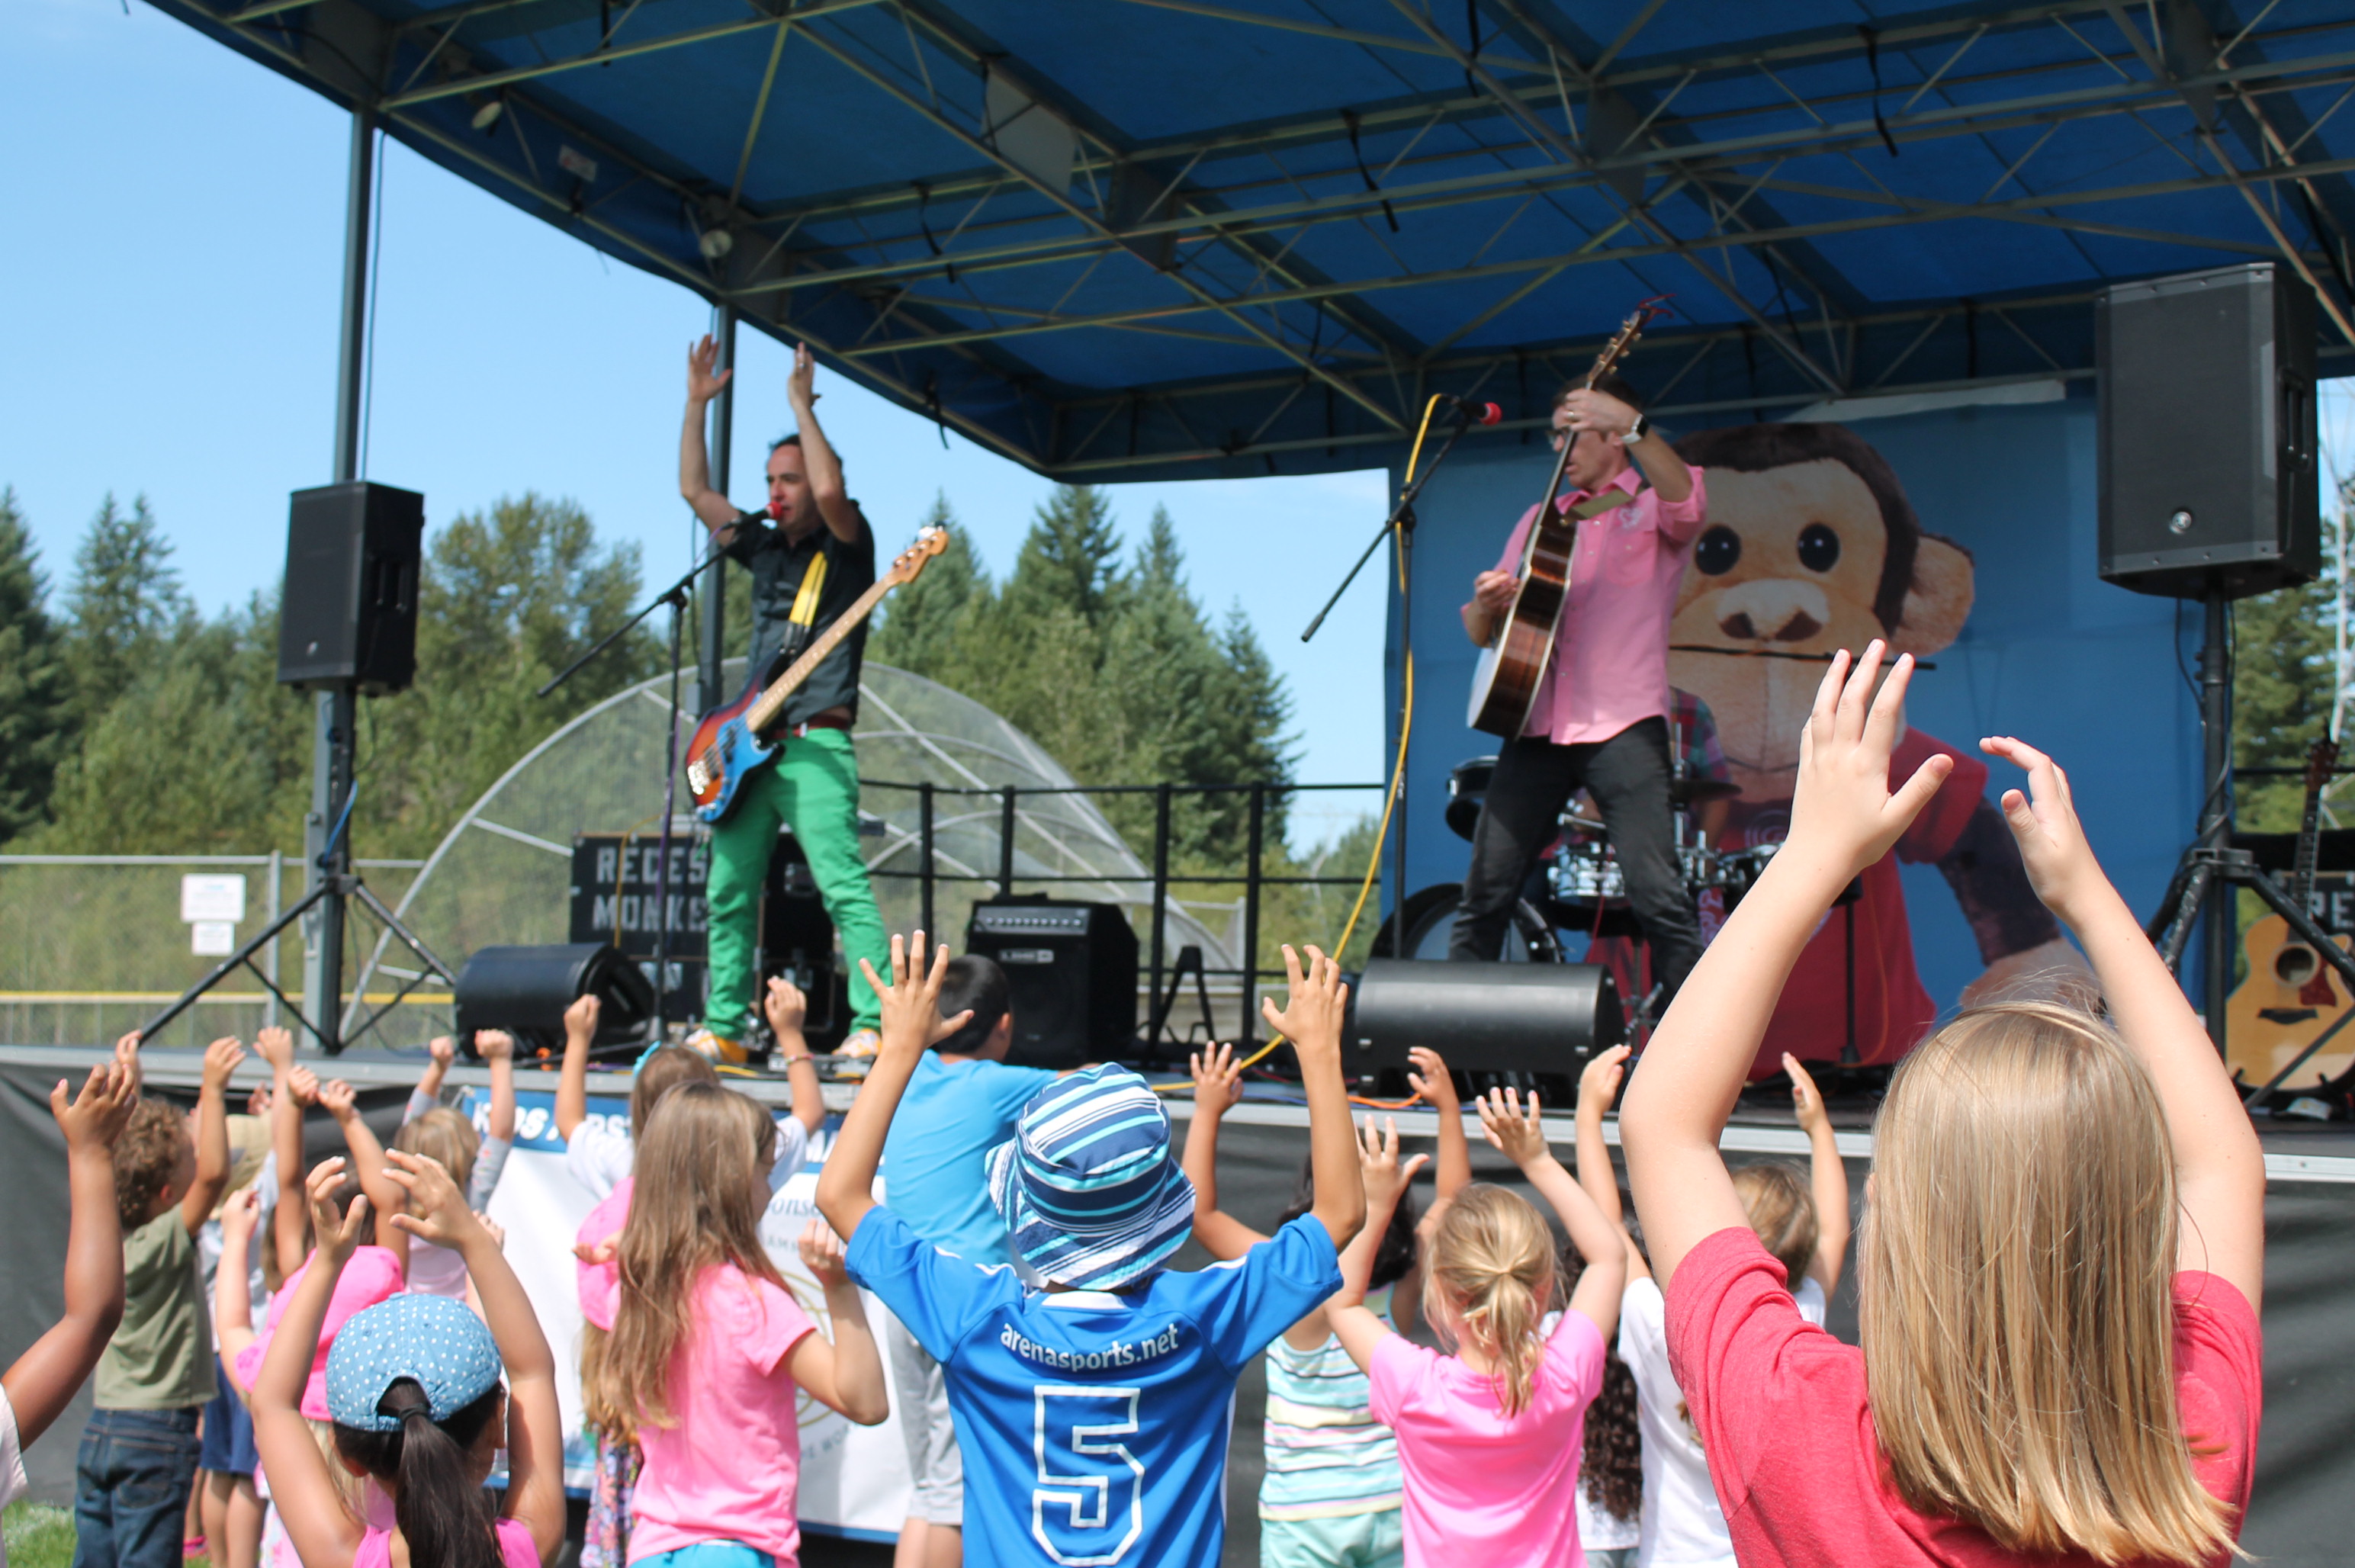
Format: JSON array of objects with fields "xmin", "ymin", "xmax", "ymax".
[{"xmin": 2096, "ymin": 262, "xmax": 2339, "ymax": 1063}]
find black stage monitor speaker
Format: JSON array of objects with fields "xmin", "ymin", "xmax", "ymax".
[
  {"xmin": 2097, "ymin": 263, "xmax": 2318, "ymax": 598},
  {"xmin": 965, "ymin": 895, "xmax": 1139, "ymax": 1070},
  {"xmin": 1350, "ymin": 959, "xmax": 1621, "ymax": 1105},
  {"xmin": 278, "ymin": 481, "xmax": 425, "ymax": 692},
  {"xmin": 453, "ymin": 943, "xmax": 657, "ymax": 1056}
]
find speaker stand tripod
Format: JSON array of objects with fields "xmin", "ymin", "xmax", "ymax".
[{"xmin": 2144, "ymin": 590, "xmax": 2355, "ymax": 1103}]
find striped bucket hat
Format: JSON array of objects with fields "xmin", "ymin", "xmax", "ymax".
[{"xmin": 987, "ymin": 1065, "xmax": 1196, "ymax": 1290}]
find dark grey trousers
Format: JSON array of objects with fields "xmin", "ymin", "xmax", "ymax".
[{"xmin": 1447, "ymin": 717, "xmax": 1704, "ymax": 999}]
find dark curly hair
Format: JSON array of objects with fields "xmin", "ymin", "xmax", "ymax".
[
  {"xmin": 113, "ymin": 1097, "xmax": 191, "ymax": 1231},
  {"xmin": 1276, "ymin": 1154, "xmax": 1420, "ymax": 1290},
  {"xmin": 1560, "ymin": 1234, "xmax": 1643, "ymax": 1525}
]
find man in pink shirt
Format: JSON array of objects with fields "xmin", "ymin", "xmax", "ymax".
[{"xmin": 1454, "ymin": 377, "xmax": 1709, "ymax": 1004}]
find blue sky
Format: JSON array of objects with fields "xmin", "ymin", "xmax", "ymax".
[{"xmin": 1, "ymin": 0, "xmax": 1393, "ymax": 849}]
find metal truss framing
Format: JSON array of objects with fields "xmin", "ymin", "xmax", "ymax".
[{"xmin": 154, "ymin": 0, "xmax": 2355, "ymax": 479}]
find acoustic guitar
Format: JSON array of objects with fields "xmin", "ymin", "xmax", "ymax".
[
  {"xmin": 1467, "ymin": 307, "xmax": 1659, "ymax": 738},
  {"xmin": 684, "ymin": 523, "xmax": 949, "ymax": 824},
  {"xmin": 2225, "ymin": 736, "xmax": 2353, "ymax": 1092}
]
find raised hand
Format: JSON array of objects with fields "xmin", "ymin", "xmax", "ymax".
[
  {"xmin": 1405, "ymin": 1046, "xmax": 1458, "ymax": 1111},
  {"xmin": 305, "ymin": 1158, "xmax": 369, "ymax": 1266},
  {"xmin": 316, "ymin": 1078, "xmax": 358, "ymax": 1123},
  {"xmin": 1189, "ymin": 1041, "xmax": 1244, "ymax": 1117},
  {"xmin": 858, "ymin": 932, "xmax": 970, "ymax": 1058},
  {"xmin": 687, "ymin": 333, "xmax": 733, "ymax": 403},
  {"xmin": 220, "ymin": 1187, "xmax": 262, "ymax": 1244},
  {"xmin": 1979, "ymin": 736, "xmax": 2109, "ymax": 923},
  {"xmin": 763, "ymin": 975, "xmax": 808, "ymax": 1037},
  {"xmin": 1261, "ymin": 944, "xmax": 1348, "ymax": 1062},
  {"xmin": 53, "ymin": 1060, "xmax": 138, "ymax": 1152},
  {"xmin": 1785, "ymin": 641, "xmax": 1953, "ymax": 882},
  {"xmin": 564, "ymin": 992, "xmax": 602, "ymax": 1048},
  {"xmin": 428, "ymin": 1036, "xmax": 456, "ymax": 1070},
  {"xmin": 788, "ymin": 342, "xmax": 820, "ymax": 409},
  {"xmin": 798, "ymin": 1219, "xmax": 851, "ymax": 1289},
  {"xmin": 1783, "ymin": 1053, "xmax": 1829, "ymax": 1136},
  {"xmin": 253, "ymin": 1026, "xmax": 295, "ymax": 1073},
  {"xmin": 114, "ymin": 1031, "xmax": 143, "ymax": 1094},
  {"xmin": 203, "ymin": 1036, "xmax": 247, "ymax": 1090},
  {"xmin": 287, "ymin": 1065, "xmax": 321, "ymax": 1107},
  {"xmin": 475, "ymin": 1030, "xmax": 515, "ymax": 1064},
  {"xmin": 1476, "ymin": 1087, "xmax": 1551, "ymax": 1170},
  {"xmin": 381, "ymin": 1149, "xmax": 480, "ymax": 1248},
  {"xmin": 1579, "ymin": 1043, "xmax": 1631, "ymax": 1117},
  {"xmin": 1357, "ymin": 1116, "xmax": 1429, "ymax": 1213}
]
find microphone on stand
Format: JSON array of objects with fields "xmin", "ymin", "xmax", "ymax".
[{"xmin": 1436, "ymin": 394, "xmax": 1505, "ymax": 426}]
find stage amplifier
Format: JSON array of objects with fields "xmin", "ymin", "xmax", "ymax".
[
  {"xmin": 277, "ymin": 481, "xmax": 425, "ymax": 693},
  {"xmin": 965, "ymin": 895, "xmax": 1139, "ymax": 1070},
  {"xmin": 452, "ymin": 943, "xmax": 657, "ymax": 1057},
  {"xmin": 1348, "ymin": 959, "xmax": 1621, "ymax": 1105},
  {"xmin": 2097, "ymin": 263, "xmax": 2319, "ymax": 598}
]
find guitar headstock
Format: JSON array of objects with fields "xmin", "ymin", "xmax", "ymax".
[
  {"xmin": 887, "ymin": 523, "xmax": 951, "ymax": 586},
  {"xmin": 2305, "ymin": 734, "xmax": 2342, "ymax": 795},
  {"xmin": 1583, "ymin": 298, "xmax": 1671, "ymax": 389}
]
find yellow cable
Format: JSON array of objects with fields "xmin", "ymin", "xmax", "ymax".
[{"xmin": 1166, "ymin": 397, "xmax": 1446, "ymax": 1089}]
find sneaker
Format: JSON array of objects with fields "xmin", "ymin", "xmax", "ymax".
[
  {"xmin": 686, "ymin": 1027, "xmax": 750, "ymax": 1066},
  {"xmin": 837, "ymin": 1028, "xmax": 882, "ymax": 1060}
]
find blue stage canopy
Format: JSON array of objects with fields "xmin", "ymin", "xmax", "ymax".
[{"xmin": 151, "ymin": 0, "xmax": 2355, "ymax": 478}]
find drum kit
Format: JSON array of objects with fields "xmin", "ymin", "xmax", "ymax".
[{"xmin": 1430, "ymin": 755, "xmax": 1778, "ymax": 956}]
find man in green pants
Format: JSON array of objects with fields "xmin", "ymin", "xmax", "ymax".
[{"xmin": 678, "ymin": 335, "xmax": 889, "ymax": 1065}]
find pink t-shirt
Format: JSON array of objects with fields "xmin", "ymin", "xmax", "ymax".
[
  {"xmin": 1665, "ymin": 1227, "xmax": 2263, "ymax": 1568},
  {"xmin": 574, "ymin": 1179, "xmax": 631, "ymax": 1332},
  {"xmin": 1368, "ymin": 1311, "xmax": 1608, "ymax": 1568},
  {"xmin": 1492, "ymin": 463, "xmax": 1708, "ymax": 746},
  {"xmin": 353, "ymin": 1517, "xmax": 538, "ymax": 1568},
  {"xmin": 624, "ymin": 1263, "xmax": 817, "ymax": 1566}
]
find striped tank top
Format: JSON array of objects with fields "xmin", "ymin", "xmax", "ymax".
[{"xmin": 1258, "ymin": 1285, "xmax": 1399, "ymax": 1521}]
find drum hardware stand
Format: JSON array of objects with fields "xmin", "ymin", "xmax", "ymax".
[
  {"xmin": 2145, "ymin": 590, "xmax": 2355, "ymax": 1091},
  {"xmin": 1304, "ymin": 400, "xmax": 1491, "ymax": 942},
  {"xmin": 541, "ymin": 535, "xmax": 733, "ymax": 1041},
  {"xmin": 1142, "ymin": 944, "xmax": 1219, "ymax": 1062}
]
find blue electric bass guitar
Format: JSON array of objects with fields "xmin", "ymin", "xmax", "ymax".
[{"xmin": 683, "ymin": 523, "xmax": 949, "ymax": 824}]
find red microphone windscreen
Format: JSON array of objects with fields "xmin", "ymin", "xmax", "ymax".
[{"xmin": 1477, "ymin": 402, "xmax": 1503, "ymax": 426}]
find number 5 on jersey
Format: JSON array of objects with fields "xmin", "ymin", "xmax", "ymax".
[{"xmin": 1032, "ymin": 1386, "xmax": 1144, "ymax": 1566}]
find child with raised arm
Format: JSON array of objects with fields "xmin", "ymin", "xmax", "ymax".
[
  {"xmin": 1184, "ymin": 1043, "xmax": 1469, "ymax": 1568},
  {"xmin": 1325, "ymin": 1091, "xmax": 1622, "ymax": 1568},
  {"xmin": 251, "ymin": 1152, "xmax": 566, "ymax": 1568},
  {"xmin": 1617, "ymin": 643, "xmax": 2267, "ymax": 1568},
  {"xmin": 4, "ymin": 1060, "xmax": 140, "ymax": 1553},
  {"xmin": 819, "ymin": 934, "xmax": 1365, "ymax": 1568},
  {"xmin": 1573, "ymin": 1046, "xmax": 1846, "ymax": 1568},
  {"xmin": 73, "ymin": 1033, "xmax": 242, "ymax": 1568}
]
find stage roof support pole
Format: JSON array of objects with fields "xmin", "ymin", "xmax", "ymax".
[
  {"xmin": 700, "ymin": 303, "xmax": 735, "ymax": 715},
  {"xmin": 304, "ymin": 104, "xmax": 376, "ymax": 1049}
]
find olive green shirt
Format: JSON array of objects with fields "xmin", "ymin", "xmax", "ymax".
[{"xmin": 93, "ymin": 1211, "xmax": 215, "ymax": 1410}]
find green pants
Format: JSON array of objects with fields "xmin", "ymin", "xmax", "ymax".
[{"xmin": 702, "ymin": 727, "xmax": 889, "ymax": 1041}]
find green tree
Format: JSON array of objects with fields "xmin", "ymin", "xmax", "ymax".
[
  {"xmin": 63, "ymin": 494, "xmax": 192, "ymax": 728},
  {"xmin": 2233, "ymin": 563, "xmax": 2338, "ymax": 834},
  {"xmin": 869, "ymin": 494, "xmax": 991, "ymax": 675},
  {"xmin": 0, "ymin": 490, "xmax": 72, "ymax": 842}
]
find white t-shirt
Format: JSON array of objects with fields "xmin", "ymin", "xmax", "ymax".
[
  {"xmin": 0, "ymin": 1385, "xmax": 26, "ymax": 1568},
  {"xmin": 564, "ymin": 1114, "xmax": 811, "ymax": 1202},
  {"xmin": 1540, "ymin": 1308, "xmax": 1642, "ymax": 1552},
  {"xmin": 1619, "ymin": 1269, "xmax": 1826, "ymax": 1566}
]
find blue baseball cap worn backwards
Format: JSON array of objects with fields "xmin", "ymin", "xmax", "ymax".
[
  {"xmin": 325, "ymin": 1292, "xmax": 504, "ymax": 1431},
  {"xmin": 988, "ymin": 1064, "xmax": 1196, "ymax": 1292}
]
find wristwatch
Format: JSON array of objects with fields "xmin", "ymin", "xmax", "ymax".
[{"xmin": 1624, "ymin": 411, "xmax": 1649, "ymax": 443}]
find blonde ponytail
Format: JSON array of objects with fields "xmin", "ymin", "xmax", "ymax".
[{"xmin": 1423, "ymin": 1184, "xmax": 1556, "ymax": 1416}]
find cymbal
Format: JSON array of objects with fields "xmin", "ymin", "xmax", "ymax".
[{"xmin": 1669, "ymin": 776, "xmax": 1742, "ymax": 805}]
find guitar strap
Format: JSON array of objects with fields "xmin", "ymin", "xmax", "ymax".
[{"xmin": 776, "ymin": 545, "xmax": 831, "ymax": 664}]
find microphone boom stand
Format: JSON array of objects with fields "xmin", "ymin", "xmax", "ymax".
[{"xmin": 1303, "ymin": 405, "xmax": 1488, "ymax": 954}]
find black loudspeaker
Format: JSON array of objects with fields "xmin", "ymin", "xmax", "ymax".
[
  {"xmin": 277, "ymin": 481, "xmax": 425, "ymax": 692},
  {"xmin": 965, "ymin": 895, "xmax": 1139, "ymax": 1069},
  {"xmin": 452, "ymin": 943, "xmax": 657, "ymax": 1056},
  {"xmin": 1349, "ymin": 959, "xmax": 1621, "ymax": 1105},
  {"xmin": 2096, "ymin": 263, "xmax": 2319, "ymax": 598}
]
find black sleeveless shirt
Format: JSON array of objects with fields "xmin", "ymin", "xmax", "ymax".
[{"xmin": 725, "ymin": 510, "xmax": 876, "ymax": 727}]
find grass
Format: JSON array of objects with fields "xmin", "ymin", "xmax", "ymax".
[{"xmin": 2, "ymin": 1502, "xmax": 78, "ymax": 1568}]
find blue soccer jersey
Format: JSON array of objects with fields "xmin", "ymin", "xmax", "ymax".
[{"xmin": 847, "ymin": 1206, "xmax": 1342, "ymax": 1568}]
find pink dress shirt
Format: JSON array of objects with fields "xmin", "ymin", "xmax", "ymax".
[{"xmin": 1489, "ymin": 462, "xmax": 1708, "ymax": 745}]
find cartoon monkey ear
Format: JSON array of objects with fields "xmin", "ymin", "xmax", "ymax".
[{"xmin": 1891, "ymin": 533, "xmax": 1974, "ymax": 657}]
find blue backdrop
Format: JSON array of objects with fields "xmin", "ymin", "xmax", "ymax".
[{"xmin": 1380, "ymin": 394, "xmax": 2206, "ymax": 1016}]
